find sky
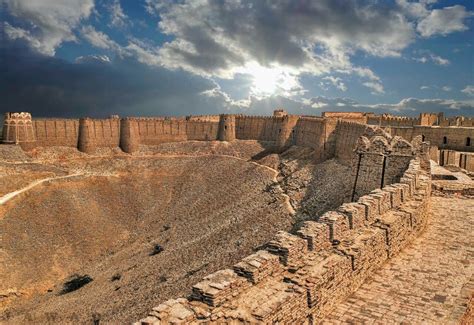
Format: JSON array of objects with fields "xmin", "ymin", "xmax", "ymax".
[{"xmin": 1, "ymin": 0, "xmax": 473, "ymax": 118}]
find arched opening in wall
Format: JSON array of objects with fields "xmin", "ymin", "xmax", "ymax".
[
  {"xmin": 224, "ymin": 126, "xmax": 227, "ymax": 130},
  {"xmin": 443, "ymin": 136, "xmax": 447, "ymax": 145},
  {"xmin": 466, "ymin": 137, "xmax": 471, "ymax": 146},
  {"xmin": 421, "ymin": 134, "xmax": 425, "ymax": 142}
]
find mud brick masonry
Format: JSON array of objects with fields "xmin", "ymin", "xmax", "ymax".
[
  {"xmin": 2, "ymin": 110, "xmax": 473, "ymax": 170},
  {"xmin": 1, "ymin": 109, "xmax": 472, "ymax": 323},
  {"xmin": 134, "ymin": 129, "xmax": 435, "ymax": 324}
]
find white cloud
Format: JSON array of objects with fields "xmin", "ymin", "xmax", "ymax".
[
  {"xmin": 322, "ymin": 76, "xmax": 347, "ymax": 92},
  {"xmin": 81, "ymin": 25, "xmax": 121, "ymax": 50},
  {"xmin": 108, "ymin": 0, "xmax": 130, "ymax": 28},
  {"xmin": 442, "ymin": 86, "xmax": 452, "ymax": 92},
  {"xmin": 363, "ymin": 82, "xmax": 385, "ymax": 94},
  {"xmin": 417, "ymin": 5, "xmax": 473, "ymax": 37},
  {"xmin": 413, "ymin": 52, "xmax": 450, "ymax": 66},
  {"xmin": 430, "ymin": 54, "xmax": 450, "ymax": 66},
  {"xmin": 462, "ymin": 85, "xmax": 474, "ymax": 96},
  {"xmin": 4, "ymin": 0, "xmax": 94, "ymax": 55},
  {"xmin": 420, "ymin": 86, "xmax": 430, "ymax": 90},
  {"xmin": 75, "ymin": 54, "xmax": 111, "ymax": 64}
]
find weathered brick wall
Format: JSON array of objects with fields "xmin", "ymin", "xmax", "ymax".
[
  {"xmin": 33, "ymin": 119, "xmax": 80, "ymax": 147},
  {"xmin": 136, "ymin": 118, "xmax": 188, "ymax": 145},
  {"xmin": 135, "ymin": 156, "xmax": 431, "ymax": 325},
  {"xmin": 334, "ymin": 121, "xmax": 368, "ymax": 165},
  {"xmin": 350, "ymin": 129, "xmax": 417, "ymax": 201},
  {"xmin": 367, "ymin": 115, "xmax": 419, "ymax": 127},
  {"xmin": 390, "ymin": 126, "xmax": 474, "ymax": 153},
  {"xmin": 321, "ymin": 112, "xmax": 368, "ymax": 124},
  {"xmin": 235, "ymin": 116, "xmax": 282, "ymax": 141},
  {"xmin": 439, "ymin": 150, "xmax": 474, "ymax": 172},
  {"xmin": 186, "ymin": 121, "xmax": 219, "ymax": 141}
]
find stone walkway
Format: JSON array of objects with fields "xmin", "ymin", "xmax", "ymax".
[{"xmin": 324, "ymin": 196, "xmax": 474, "ymax": 324}]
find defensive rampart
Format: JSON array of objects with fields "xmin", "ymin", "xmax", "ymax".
[
  {"xmin": 334, "ymin": 121, "xmax": 368, "ymax": 164},
  {"xmin": 33, "ymin": 118, "xmax": 80, "ymax": 148},
  {"xmin": 389, "ymin": 126, "xmax": 473, "ymax": 153},
  {"xmin": 135, "ymin": 132, "xmax": 431, "ymax": 324},
  {"xmin": 3, "ymin": 111, "xmax": 472, "ymax": 164}
]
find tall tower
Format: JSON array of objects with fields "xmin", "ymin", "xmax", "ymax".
[
  {"xmin": 276, "ymin": 115, "xmax": 298, "ymax": 149},
  {"xmin": 218, "ymin": 114, "xmax": 236, "ymax": 141},
  {"xmin": 78, "ymin": 118, "xmax": 96, "ymax": 153},
  {"xmin": 120, "ymin": 118, "xmax": 139, "ymax": 153},
  {"xmin": 2, "ymin": 112, "xmax": 36, "ymax": 149}
]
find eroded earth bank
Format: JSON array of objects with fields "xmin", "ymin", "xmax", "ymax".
[{"xmin": 0, "ymin": 140, "xmax": 352, "ymax": 323}]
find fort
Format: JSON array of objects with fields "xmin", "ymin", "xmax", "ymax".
[
  {"xmin": 2, "ymin": 110, "xmax": 473, "ymax": 170},
  {"xmin": 0, "ymin": 110, "xmax": 473, "ymax": 324}
]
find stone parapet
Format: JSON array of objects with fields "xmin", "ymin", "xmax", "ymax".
[{"xmin": 135, "ymin": 156, "xmax": 431, "ymax": 324}]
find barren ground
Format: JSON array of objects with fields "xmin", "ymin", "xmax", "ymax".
[{"xmin": 0, "ymin": 141, "xmax": 352, "ymax": 323}]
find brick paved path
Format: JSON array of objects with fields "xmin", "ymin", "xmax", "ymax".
[{"xmin": 324, "ymin": 196, "xmax": 474, "ymax": 324}]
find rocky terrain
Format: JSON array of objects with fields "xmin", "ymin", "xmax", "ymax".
[{"xmin": 0, "ymin": 140, "xmax": 352, "ymax": 323}]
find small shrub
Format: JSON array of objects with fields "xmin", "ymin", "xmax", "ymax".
[
  {"xmin": 149, "ymin": 244, "xmax": 164, "ymax": 256},
  {"xmin": 60, "ymin": 274, "xmax": 93, "ymax": 294},
  {"xmin": 111, "ymin": 273, "xmax": 121, "ymax": 282}
]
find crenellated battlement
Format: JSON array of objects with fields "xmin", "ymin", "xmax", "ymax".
[
  {"xmin": 2, "ymin": 111, "xmax": 472, "ymax": 163},
  {"xmin": 135, "ymin": 132, "xmax": 432, "ymax": 324}
]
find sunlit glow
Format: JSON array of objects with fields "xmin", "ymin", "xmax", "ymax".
[{"xmin": 238, "ymin": 63, "xmax": 301, "ymax": 96}]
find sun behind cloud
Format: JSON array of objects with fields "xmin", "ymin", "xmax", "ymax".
[{"xmin": 238, "ymin": 63, "xmax": 302, "ymax": 97}]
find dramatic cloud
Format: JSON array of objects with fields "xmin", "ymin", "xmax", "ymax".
[
  {"xmin": 417, "ymin": 5, "xmax": 473, "ymax": 37},
  {"xmin": 2, "ymin": 0, "xmax": 472, "ymax": 120},
  {"xmin": 152, "ymin": 0, "xmax": 415, "ymax": 84},
  {"xmin": 4, "ymin": 0, "xmax": 94, "ymax": 55}
]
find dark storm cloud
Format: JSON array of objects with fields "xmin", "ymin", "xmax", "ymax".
[
  {"xmin": 0, "ymin": 40, "xmax": 226, "ymax": 118},
  {"xmin": 156, "ymin": 0, "xmax": 415, "ymax": 77}
]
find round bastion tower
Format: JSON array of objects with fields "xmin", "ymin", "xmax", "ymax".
[
  {"xmin": 218, "ymin": 114, "xmax": 236, "ymax": 142},
  {"xmin": 120, "ymin": 118, "xmax": 139, "ymax": 153},
  {"xmin": 2, "ymin": 112, "xmax": 36, "ymax": 149}
]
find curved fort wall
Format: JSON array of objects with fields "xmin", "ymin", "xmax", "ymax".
[
  {"xmin": 2, "ymin": 111, "xmax": 472, "ymax": 167},
  {"xmin": 135, "ymin": 131, "xmax": 432, "ymax": 324}
]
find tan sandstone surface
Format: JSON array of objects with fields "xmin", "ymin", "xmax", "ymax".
[{"xmin": 324, "ymin": 195, "xmax": 474, "ymax": 324}]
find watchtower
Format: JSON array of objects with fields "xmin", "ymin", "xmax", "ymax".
[
  {"xmin": 120, "ymin": 118, "xmax": 139, "ymax": 153},
  {"xmin": 218, "ymin": 114, "xmax": 236, "ymax": 142},
  {"xmin": 78, "ymin": 118, "xmax": 96, "ymax": 153},
  {"xmin": 2, "ymin": 112, "xmax": 36, "ymax": 148}
]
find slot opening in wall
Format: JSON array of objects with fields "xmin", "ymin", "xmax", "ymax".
[
  {"xmin": 466, "ymin": 137, "xmax": 471, "ymax": 146},
  {"xmin": 443, "ymin": 136, "xmax": 447, "ymax": 144}
]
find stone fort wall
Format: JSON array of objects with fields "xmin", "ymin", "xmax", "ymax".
[
  {"xmin": 135, "ymin": 132, "xmax": 432, "ymax": 324},
  {"xmin": 3, "ymin": 111, "xmax": 472, "ymax": 169}
]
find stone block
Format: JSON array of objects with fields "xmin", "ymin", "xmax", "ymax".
[
  {"xmin": 369, "ymin": 189, "xmax": 392, "ymax": 214},
  {"xmin": 190, "ymin": 269, "xmax": 250, "ymax": 307},
  {"xmin": 337, "ymin": 202, "xmax": 367, "ymax": 229},
  {"xmin": 319, "ymin": 211, "xmax": 351, "ymax": 242},
  {"xmin": 233, "ymin": 250, "xmax": 282, "ymax": 284},
  {"xmin": 357, "ymin": 196, "xmax": 379, "ymax": 223},
  {"xmin": 383, "ymin": 185, "xmax": 402, "ymax": 209},
  {"xmin": 266, "ymin": 231, "xmax": 308, "ymax": 267},
  {"xmin": 296, "ymin": 221, "xmax": 331, "ymax": 251}
]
